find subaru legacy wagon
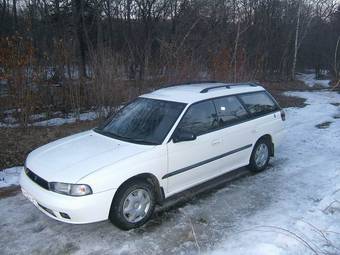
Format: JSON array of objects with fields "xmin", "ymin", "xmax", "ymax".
[{"xmin": 20, "ymin": 82, "xmax": 285, "ymax": 229}]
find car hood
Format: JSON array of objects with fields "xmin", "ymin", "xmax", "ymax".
[{"xmin": 26, "ymin": 130, "xmax": 154, "ymax": 183}]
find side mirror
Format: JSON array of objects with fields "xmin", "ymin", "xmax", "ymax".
[{"xmin": 173, "ymin": 130, "xmax": 197, "ymax": 143}]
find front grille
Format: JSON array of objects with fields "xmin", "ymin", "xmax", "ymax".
[{"xmin": 25, "ymin": 167, "xmax": 49, "ymax": 190}]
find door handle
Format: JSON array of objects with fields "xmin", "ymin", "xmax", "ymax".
[{"xmin": 211, "ymin": 139, "xmax": 221, "ymax": 145}]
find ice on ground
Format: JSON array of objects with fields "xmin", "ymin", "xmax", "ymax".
[
  {"xmin": 0, "ymin": 167, "xmax": 23, "ymax": 188},
  {"xmin": 296, "ymin": 72, "xmax": 331, "ymax": 87},
  {"xmin": 0, "ymin": 91, "xmax": 340, "ymax": 254}
]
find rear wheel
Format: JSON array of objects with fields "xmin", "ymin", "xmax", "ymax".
[
  {"xmin": 248, "ymin": 139, "xmax": 270, "ymax": 172},
  {"xmin": 109, "ymin": 179, "xmax": 156, "ymax": 230}
]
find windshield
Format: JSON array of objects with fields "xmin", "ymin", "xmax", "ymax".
[{"xmin": 95, "ymin": 97, "xmax": 186, "ymax": 145}]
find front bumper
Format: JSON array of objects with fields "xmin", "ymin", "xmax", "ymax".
[{"xmin": 20, "ymin": 170, "xmax": 117, "ymax": 224}]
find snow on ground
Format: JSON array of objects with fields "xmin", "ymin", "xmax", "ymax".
[
  {"xmin": 32, "ymin": 111, "xmax": 99, "ymax": 126},
  {"xmin": 296, "ymin": 72, "xmax": 331, "ymax": 87},
  {"xmin": 0, "ymin": 111, "xmax": 100, "ymax": 128},
  {"xmin": 0, "ymin": 167, "xmax": 23, "ymax": 188},
  {"xmin": 0, "ymin": 90, "xmax": 340, "ymax": 254},
  {"xmin": 211, "ymin": 90, "xmax": 340, "ymax": 255},
  {"xmin": 0, "ymin": 106, "xmax": 116, "ymax": 128}
]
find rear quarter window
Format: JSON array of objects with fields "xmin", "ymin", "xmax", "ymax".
[
  {"xmin": 213, "ymin": 96, "xmax": 248, "ymax": 127},
  {"xmin": 238, "ymin": 92, "xmax": 279, "ymax": 117}
]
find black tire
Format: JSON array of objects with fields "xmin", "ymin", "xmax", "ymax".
[
  {"xmin": 109, "ymin": 179, "xmax": 156, "ymax": 230},
  {"xmin": 248, "ymin": 138, "xmax": 271, "ymax": 172}
]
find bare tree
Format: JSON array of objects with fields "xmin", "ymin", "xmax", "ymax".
[{"xmin": 1, "ymin": 0, "xmax": 340, "ymax": 118}]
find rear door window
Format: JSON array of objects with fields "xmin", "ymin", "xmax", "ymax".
[
  {"xmin": 177, "ymin": 100, "xmax": 218, "ymax": 136},
  {"xmin": 213, "ymin": 96, "xmax": 248, "ymax": 127},
  {"xmin": 238, "ymin": 92, "xmax": 279, "ymax": 117}
]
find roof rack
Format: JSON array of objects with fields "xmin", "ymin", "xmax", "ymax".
[
  {"xmin": 160, "ymin": 80, "xmax": 223, "ymax": 89},
  {"xmin": 200, "ymin": 83, "xmax": 258, "ymax": 93}
]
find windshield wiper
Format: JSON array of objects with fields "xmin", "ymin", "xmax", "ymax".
[
  {"xmin": 93, "ymin": 128, "xmax": 115, "ymax": 138},
  {"xmin": 93, "ymin": 128, "xmax": 157, "ymax": 145},
  {"xmin": 128, "ymin": 138, "xmax": 157, "ymax": 145},
  {"xmin": 113, "ymin": 135, "xmax": 157, "ymax": 145}
]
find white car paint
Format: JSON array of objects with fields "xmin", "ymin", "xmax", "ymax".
[
  {"xmin": 26, "ymin": 131, "xmax": 155, "ymax": 185},
  {"xmin": 20, "ymin": 83, "xmax": 284, "ymax": 224}
]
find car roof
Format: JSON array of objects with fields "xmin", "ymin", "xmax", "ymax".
[{"xmin": 141, "ymin": 82, "xmax": 266, "ymax": 104}]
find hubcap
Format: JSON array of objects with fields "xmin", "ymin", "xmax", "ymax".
[
  {"xmin": 254, "ymin": 143, "xmax": 269, "ymax": 168},
  {"xmin": 122, "ymin": 189, "xmax": 151, "ymax": 223}
]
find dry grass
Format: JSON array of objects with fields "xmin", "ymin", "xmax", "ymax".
[
  {"xmin": 0, "ymin": 120, "xmax": 100, "ymax": 169},
  {"xmin": 0, "ymin": 186, "xmax": 21, "ymax": 199},
  {"xmin": 261, "ymin": 80, "xmax": 309, "ymax": 108}
]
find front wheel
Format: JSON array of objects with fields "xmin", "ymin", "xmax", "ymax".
[
  {"xmin": 109, "ymin": 180, "xmax": 156, "ymax": 230},
  {"xmin": 248, "ymin": 139, "xmax": 270, "ymax": 172}
]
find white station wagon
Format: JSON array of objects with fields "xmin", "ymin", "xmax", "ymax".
[{"xmin": 20, "ymin": 82, "xmax": 285, "ymax": 229}]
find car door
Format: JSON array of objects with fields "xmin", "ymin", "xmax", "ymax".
[
  {"xmin": 165, "ymin": 100, "xmax": 225, "ymax": 196},
  {"xmin": 211, "ymin": 95, "xmax": 254, "ymax": 174}
]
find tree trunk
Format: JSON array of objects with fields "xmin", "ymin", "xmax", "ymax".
[
  {"xmin": 126, "ymin": 0, "xmax": 132, "ymax": 35},
  {"xmin": 292, "ymin": 2, "xmax": 301, "ymax": 80},
  {"xmin": 231, "ymin": 21, "xmax": 241, "ymax": 82},
  {"xmin": 12, "ymin": 0, "xmax": 17, "ymax": 32},
  {"xmin": 334, "ymin": 35, "xmax": 340, "ymax": 80},
  {"xmin": 106, "ymin": 0, "xmax": 113, "ymax": 50},
  {"xmin": 171, "ymin": 0, "xmax": 178, "ymax": 36},
  {"xmin": 1, "ymin": 0, "xmax": 6, "ymax": 34},
  {"xmin": 73, "ymin": 0, "xmax": 87, "ymax": 78}
]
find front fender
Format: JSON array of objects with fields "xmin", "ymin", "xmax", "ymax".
[{"xmin": 78, "ymin": 145, "xmax": 167, "ymax": 194}]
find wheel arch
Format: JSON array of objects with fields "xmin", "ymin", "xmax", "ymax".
[
  {"xmin": 113, "ymin": 173, "xmax": 165, "ymax": 206},
  {"xmin": 256, "ymin": 134, "xmax": 274, "ymax": 156}
]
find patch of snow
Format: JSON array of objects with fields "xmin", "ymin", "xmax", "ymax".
[
  {"xmin": 3, "ymin": 115, "xmax": 17, "ymax": 124},
  {"xmin": 32, "ymin": 111, "xmax": 99, "ymax": 126},
  {"xmin": 296, "ymin": 72, "xmax": 331, "ymax": 87},
  {"xmin": 32, "ymin": 117, "xmax": 76, "ymax": 126},
  {"xmin": 0, "ymin": 111, "xmax": 100, "ymax": 127},
  {"xmin": 3, "ymin": 108, "xmax": 16, "ymax": 114},
  {"xmin": 29, "ymin": 112, "xmax": 48, "ymax": 121},
  {"xmin": 0, "ymin": 122, "xmax": 19, "ymax": 128},
  {"xmin": 0, "ymin": 167, "xmax": 23, "ymax": 188}
]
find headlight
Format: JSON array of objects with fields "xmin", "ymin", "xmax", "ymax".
[{"xmin": 49, "ymin": 182, "xmax": 92, "ymax": 196}]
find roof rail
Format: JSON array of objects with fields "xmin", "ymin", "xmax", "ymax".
[
  {"xmin": 160, "ymin": 80, "xmax": 223, "ymax": 89},
  {"xmin": 200, "ymin": 83, "xmax": 258, "ymax": 93}
]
